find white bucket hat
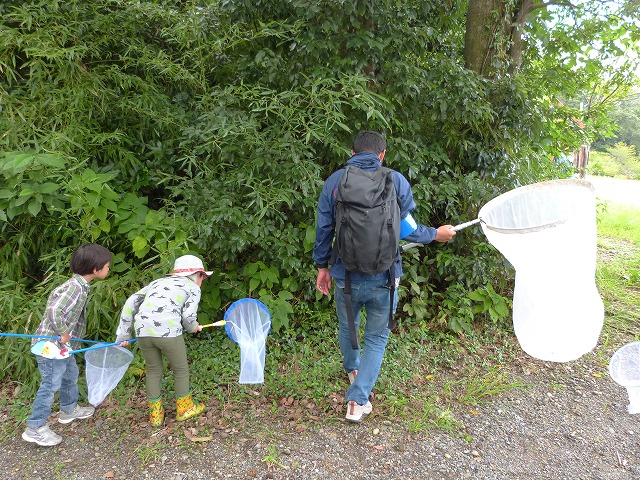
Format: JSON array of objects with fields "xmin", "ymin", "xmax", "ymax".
[{"xmin": 171, "ymin": 255, "xmax": 212, "ymax": 278}]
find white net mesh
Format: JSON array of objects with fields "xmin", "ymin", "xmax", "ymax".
[
  {"xmin": 479, "ymin": 179, "xmax": 604, "ymax": 362},
  {"xmin": 609, "ymin": 342, "xmax": 640, "ymax": 414},
  {"xmin": 224, "ymin": 299, "xmax": 271, "ymax": 384},
  {"xmin": 85, "ymin": 346, "xmax": 134, "ymax": 406}
]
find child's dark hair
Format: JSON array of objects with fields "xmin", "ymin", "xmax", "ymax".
[
  {"xmin": 70, "ymin": 243, "xmax": 112, "ymax": 275},
  {"xmin": 352, "ymin": 131, "xmax": 387, "ymax": 154}
]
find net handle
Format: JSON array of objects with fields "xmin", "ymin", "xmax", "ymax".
[
  {"xmin": 401, "ymin": 218, "xmax": 483, "ymax": 252},
  {"xmin": 200, "ymin": 320, "xmax": 226, "ymax": 328},
  {"xmin": 0, "ymin": 333, "xmax": 104, "ymax": 343},
  {"xmin": 451, "ymin": 218, "xmax": 482, "ymax": 231},
  {"xmin": 71, "ymin": 339, "xmax": 138, "ymax": 355}
]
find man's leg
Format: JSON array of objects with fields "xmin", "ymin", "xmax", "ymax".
[
  {"xmin": 345, "ymin": 281, "xmax": 391, "ymax": 406},
  {"xmin": 334, "ymin": 279, "xmax": 364, "ymax": 377}
]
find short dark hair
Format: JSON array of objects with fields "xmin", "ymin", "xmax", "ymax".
[
  {"xmin": 70, "ymin": 243, "xmax": 112, "ymax": 275},
  {"xmin": 352, "ymin": 131, "xmax": 387, "ymax": 154}
]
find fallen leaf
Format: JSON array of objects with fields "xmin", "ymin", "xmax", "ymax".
[
  {"xmin": 182, "ymin": 427, "xmax": 212, "ymax": 442},
  {"xmin": 104, "ymin": 471, "xmax": 115, "ymax": 479}
]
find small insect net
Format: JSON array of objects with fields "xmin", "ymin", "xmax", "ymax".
[
  {"xmin": 224, "ymin": 298, "xmax": 271, "ymax": 384},
  {"xmin": 85, "ymin": 346, "xmax": 134, "ymax": 406},
  {"xmin": 609, "ymin": 342, "xmax": 640, "ymax": 414}
]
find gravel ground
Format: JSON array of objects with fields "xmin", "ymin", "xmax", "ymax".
[
  {"xmin": 2, "ymin": 176, "xmax": 639, "ymax": 480},
  {"xmin": 3, "ymin": 350, "xmax": 640, "ymax": 480}
]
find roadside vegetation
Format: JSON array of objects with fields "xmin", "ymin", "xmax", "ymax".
[
  {"xmin": 1, "ymin": 199, "xmax": 638, "ymax": 440},
  {"xmin": 1, "ymin": 0, "xmax": 639, "ymax": 443},
  {"xmin": 590, "ymin": 143, "xmax": 640, "ymax": 180}
]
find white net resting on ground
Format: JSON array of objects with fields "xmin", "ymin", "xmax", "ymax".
[
  {"xmin": 478, "ymin": 178, "xmax": 604, "ymax": 362},
  {"xmin": 609, "ymin": 342, "xmax": 640, "ymax": 414},
  {"xmin": 224, "ymin": 298, "xmax": 271, "ymax": 384},
  {"xmin": 85, "ymin": 346, "xmax": 134, "ymax": 406}
]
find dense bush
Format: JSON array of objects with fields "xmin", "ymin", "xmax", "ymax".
[{"xmin": 0, "ymin": 0, "xmax": 634, "ymax": 389}]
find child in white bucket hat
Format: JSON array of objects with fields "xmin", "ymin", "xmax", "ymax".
[
  {"xmin": 115, "ymin": 255, "xmax": 211, "ymax": 426},
  {"xmin": 171, "ymin": 254, "xmax": 213, "ymax": 277}
]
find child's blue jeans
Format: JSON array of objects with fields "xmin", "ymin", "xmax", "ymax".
[{"xmin": 26, "ymin": 355, "xmax": 80, "ymax": 429}]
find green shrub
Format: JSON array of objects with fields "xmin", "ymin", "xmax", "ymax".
[{"xmin": 590, "ymin": 143, "xmax": 640, "ymax": 180}]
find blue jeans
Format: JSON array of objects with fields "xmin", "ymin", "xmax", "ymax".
[
  {"xmin": 26, "ymin": 355, "xmax": 79, "ymax": 429},
  {"xmin": 335, "ymin": 278, "xmax": 398, "ymax": 406}
]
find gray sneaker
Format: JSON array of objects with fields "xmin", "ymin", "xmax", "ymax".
[
  {"xmin": 58, "ymin": 404, "xmax": 95, "ymax": 424},
  {"xmin": 22, "ymin": 425, "xmax": 62, "ymax": 446}
]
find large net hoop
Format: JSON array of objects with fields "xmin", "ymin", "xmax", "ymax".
[{"xmin": 478, "ymin": 179, "xmax": 603, "ymax": 362}]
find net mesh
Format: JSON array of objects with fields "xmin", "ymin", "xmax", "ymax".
[
  {"xmin": 224, "ymin": 298, "xmax": 271, "ymax": 384},
  {"xmin": 609, "ymin": 342, "xmax": 640, "ymax": 414},
  {"xmin": 478, "ymin": 179, "xmax": 603, "ymax": 362},
  {"xmin": 610, "ymin": 342, "xmax": 640, "ymax": 387},
  {"xmin": 85, "ymin": 346, "xmax": 134, "ymax": 406}
]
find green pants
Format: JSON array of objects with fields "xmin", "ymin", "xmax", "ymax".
[{"xmin": 138, "ymin": 336, "xmax": 190, "ymax": 399}]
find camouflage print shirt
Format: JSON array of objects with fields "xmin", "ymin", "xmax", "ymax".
[{"xmin": 115, "ymin": 275, "xmax": 201, "ymax": 341}]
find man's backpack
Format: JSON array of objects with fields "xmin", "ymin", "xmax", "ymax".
[{"xmin": 332, "ymin": 165, "xmax": 401, "ymax": 349}]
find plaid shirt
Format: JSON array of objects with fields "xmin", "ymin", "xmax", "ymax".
[{"xmin": 32, "ymin": 274, "xmax": 90, "ymax": 348}]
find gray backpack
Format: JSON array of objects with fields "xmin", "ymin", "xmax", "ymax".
[
  {"xmin": 332, "ymin": 165, "xmax": 401, "ymax": 349},
  {"xmin": 332, "ymin": 165, "xmax": 401, "ymax": 274}
]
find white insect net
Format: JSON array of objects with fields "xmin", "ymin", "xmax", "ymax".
[
  {"xmin": 479, "ymin": 179, "xmax": 604, "ymax": 362},
  {"xmin": 85, "ymin": 346, "xmax": 134, "ymax": 406},
  {"xmin": 224, "ymin": 299, "xmax": 271, "ymax": 384},
  {"xmin": 609, "ymin": 342, "xmax": 640, "ymax": 414}
]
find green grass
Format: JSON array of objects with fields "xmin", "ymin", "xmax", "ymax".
[
  {"xmin": 596, "ymin": 203, "xmax": 640, "ymax": 339},
  {"xmin": 598, "ymin": 203, "xmax": 640, "ymax": 244}
]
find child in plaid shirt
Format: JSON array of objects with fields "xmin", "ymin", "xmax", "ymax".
[{"xmin": 22, "ymin": 243, "xmax": 112, "ymax": 447}]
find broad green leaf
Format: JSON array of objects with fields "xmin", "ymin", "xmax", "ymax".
[{"xmin": 27, "ymin": 200, "xmax": 42, "ymax": 217}]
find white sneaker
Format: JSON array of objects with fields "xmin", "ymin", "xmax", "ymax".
[
  {"xmin": 345, "ymin": 400, "xmax": 372, "ymax": 423},
  {"xmin": 58, "ymin": 404, "xmax": 95, "ymax": 424},
  {"xmin": 22, "ymin": 425, "xmax": 62, "ymax": 446},
  {"xmin": 347, "ymin": 370, "xmax": 358, "ymax": 385}
]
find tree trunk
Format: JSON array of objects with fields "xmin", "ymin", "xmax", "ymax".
[
  {"xmin": 464, "ymin": 0, "xmax": 504, "ymax": 77},
  {"xmin": 464, "ymin": 0, "xmax": 538, "ymax": 78},
  {"xmin": 507, "ymin": 0, "xmax": 536, "ymax": 75}
]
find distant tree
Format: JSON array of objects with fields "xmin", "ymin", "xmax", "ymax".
[{"xmin": 594, "ymin": 92, "xmax": 640, "ymax": 153}]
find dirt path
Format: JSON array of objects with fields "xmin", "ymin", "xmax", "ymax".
[
  {"xmin": 587, "ymin": 176, "xmax": 640, "ymax": 207},
  {"xmin": 2, "ymin": 345, "xmax": 640, "ymax": 480}
]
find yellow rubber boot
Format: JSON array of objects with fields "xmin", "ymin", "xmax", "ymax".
[
  {"xmin": 175, "ymin": 393, "xmax": 205, "ymax": 421},
  {"xmin": 148, "ymin": 397, "xmax": 164, "ymax": 427}
]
